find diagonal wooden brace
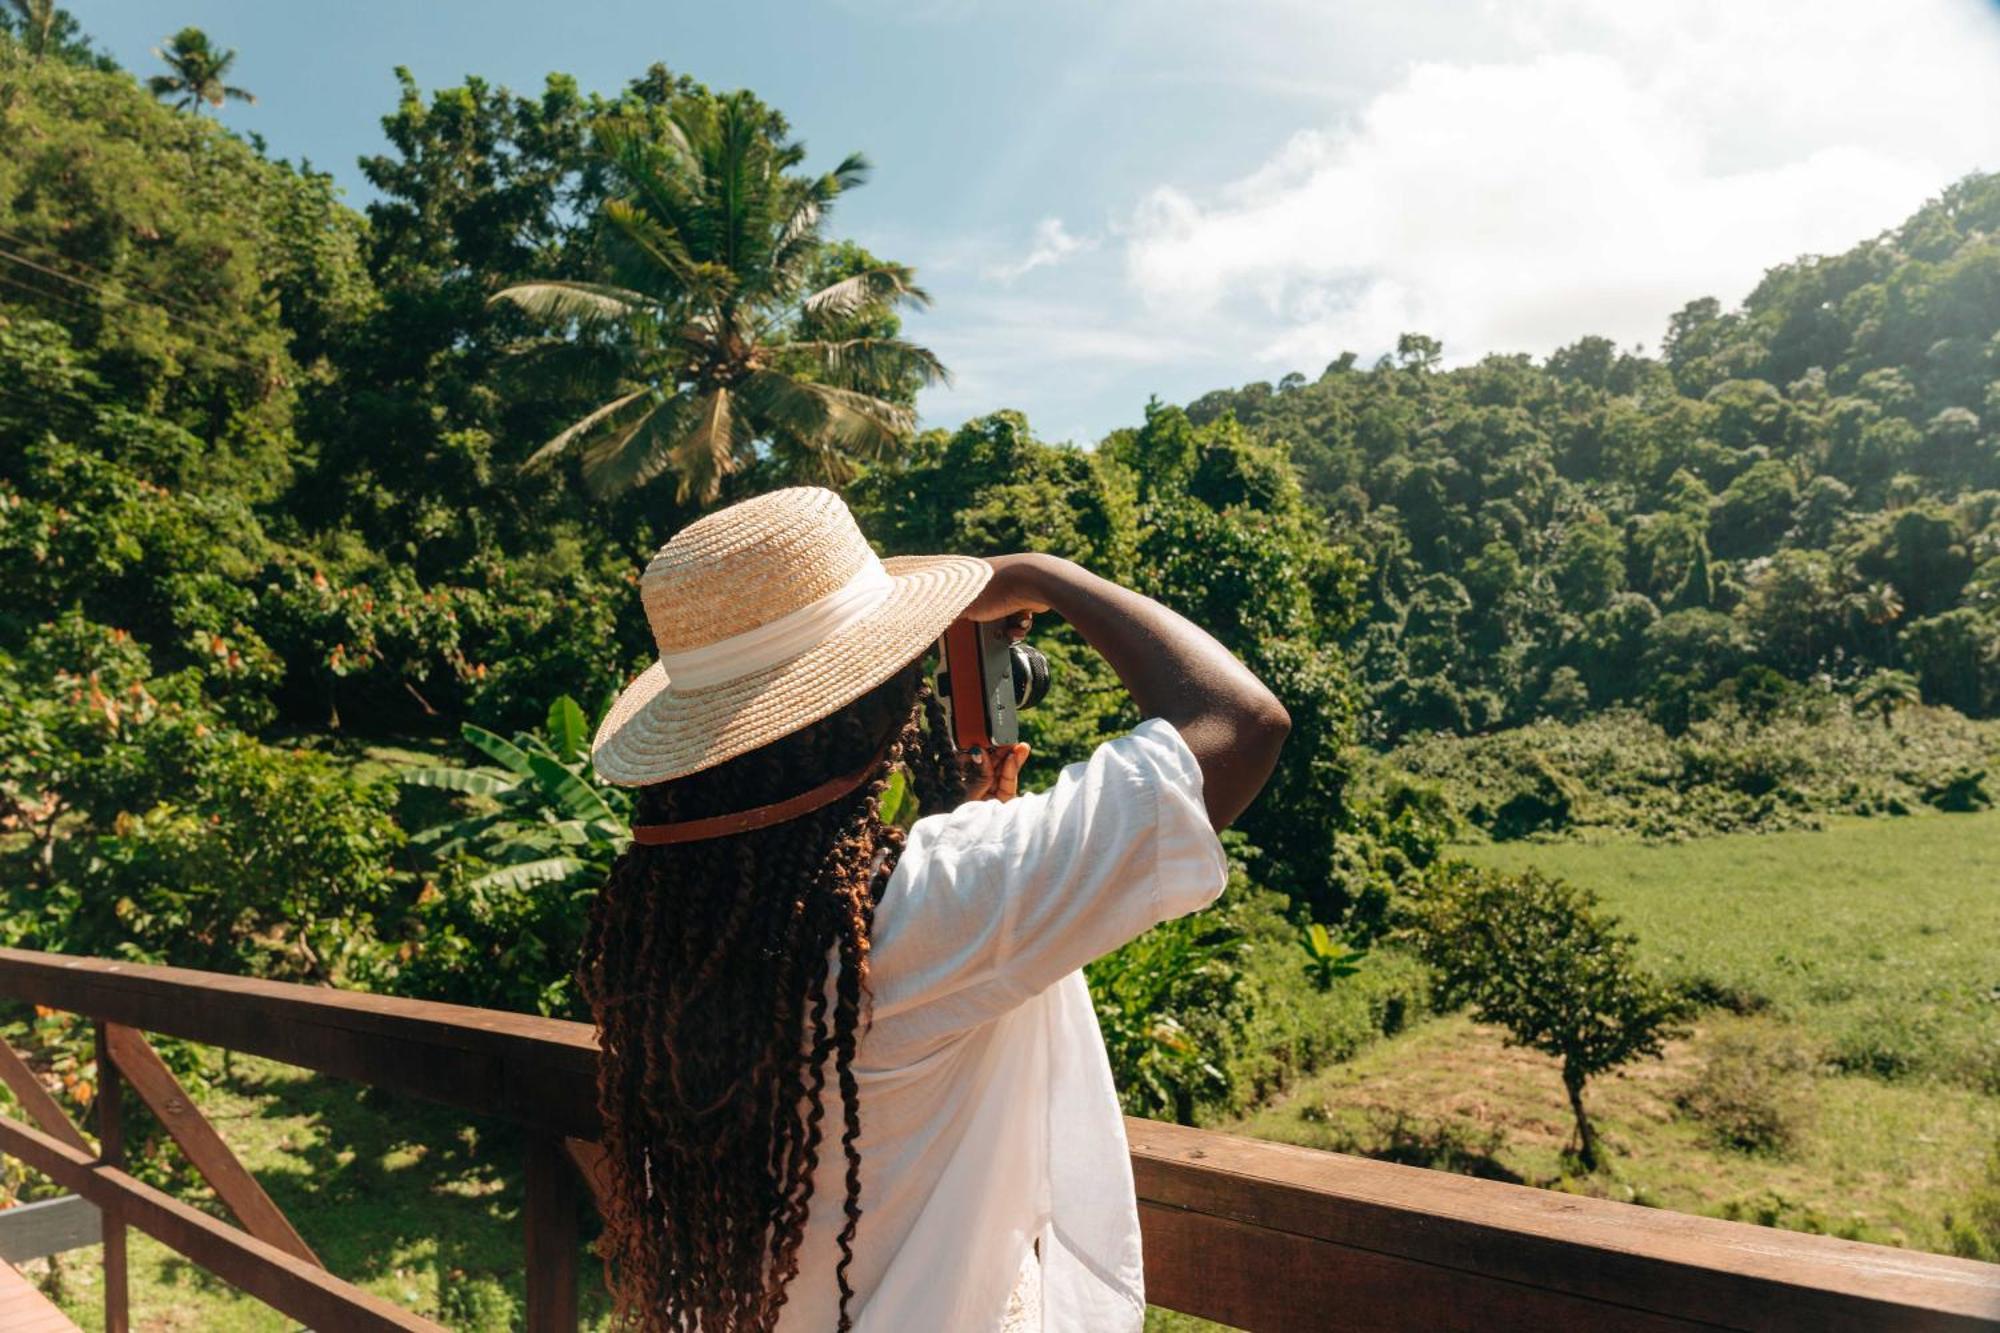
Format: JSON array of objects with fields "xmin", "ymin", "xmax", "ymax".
[
  {"xmin": 0, "ymin": 1035, "xmax": 93, "ymax": 1155},
  {"xmin": 100, "ymin": 1023, "xmax": 319, "ymax": 1267}
]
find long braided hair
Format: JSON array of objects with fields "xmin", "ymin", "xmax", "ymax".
[{"xmin": 578, "ymin": 660, "xmax": 965, "ymax": 1331}]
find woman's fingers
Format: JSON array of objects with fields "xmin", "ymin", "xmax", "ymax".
[
  {"xmin": 993, "ymin": 743, "xmax": 1030, "ymax": 800},
  {"xmin": 960, "ymin": 743, "xmax": 1030, "ymax": 802},
  {"xmin": 1003, "ymin": 611, "xmax": 1033, "ymax": 641},
  {"xmin": 962, "ymin": 746, "xmax": 993, "ymax": 801}
]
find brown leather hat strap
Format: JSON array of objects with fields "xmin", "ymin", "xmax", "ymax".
[{"xmin": 628, "ymin": 740, "xmax": 893, "ymax": 846}]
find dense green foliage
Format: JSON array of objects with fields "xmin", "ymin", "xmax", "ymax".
[
  {"xmin": 1188, "ymin": 180, "xmax": 2000, "ymax": 740},
  {"xmin": 1371, "ymin": 701, "xmax": 1999, "ymax": 840}
]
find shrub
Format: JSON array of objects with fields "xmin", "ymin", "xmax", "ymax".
[
  {"xmin": 1827, "ymin": 1002, "xmax": 1940, "ymax": 1082},
  {"xmin": 1924, "ymin": 766, "xmax": 1992, "ymax": 812},
  {"xmin": 358, "ymin": 697, "xmax": 631, "ymax": 1017},
  {"xmin": 0, "ymin": 615, "xmax": 403, "ymax": 979},
  {"xmin": 1087, "ymin": 905, "xmax": 1246, "ymax": 1125},
  {"xmin": 1675, "ymin": 1027, "xmax": 1812, "ymax": 1154},
  {"xmin": 1296, "ymin": 922, "xmax": 1365, "ymax": 991}
]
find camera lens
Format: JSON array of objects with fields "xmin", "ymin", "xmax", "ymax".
[{"xmin": 1009, "ymin": 643, "xmax": 1051, "ymax": 710}]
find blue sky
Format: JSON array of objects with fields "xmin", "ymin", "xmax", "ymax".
[{"xmin": 82, "ymin": 0, "xmax": 2000, "ymax": 445}]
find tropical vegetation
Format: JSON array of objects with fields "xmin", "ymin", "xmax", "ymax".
[{"xmin": 2, "ymin": 14, "xmax": 1998, "ymax": 1323}]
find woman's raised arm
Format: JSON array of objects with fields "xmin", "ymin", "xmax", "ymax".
[{"xmin": 961, "ymin": 553, "xmax": 1290, "ymax": 829}]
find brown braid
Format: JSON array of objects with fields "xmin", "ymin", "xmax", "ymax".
[{"xmin": 578, "ymin": 661, "xmax": 966, "ymax": 1331}]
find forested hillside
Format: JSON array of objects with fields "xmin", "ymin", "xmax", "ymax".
[{"xmin": 1187, "ymin": 181, "xmax": 2000, "ymax": 741}]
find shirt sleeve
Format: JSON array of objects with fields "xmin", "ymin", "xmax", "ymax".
[{"xmin": 866, "ymin": 717, "xmax": 1229, "ymax": 1041}]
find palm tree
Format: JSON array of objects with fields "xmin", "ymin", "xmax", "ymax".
[
  {"xmin": 147, "ymin": 27, "xmax": 255, "ymax": 113},
  {"xmin": 1854, "ymin": 669, "xmax": 1921, "ymax": 730},
  {"xmin": 5, "ymin": 0, "xmax": 55, "ymax": 59},
  {"xmin": 1850, "ymin": 580, "xmax": 1905, "ymax": 664},
  {"xmin": 491, "ymin": 92, "xmax": 946, "ymax": 502}
]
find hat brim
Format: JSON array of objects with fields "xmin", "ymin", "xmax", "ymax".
[{"xmin": 591, "ymin": 554, "xmax": 993, "ymax": 786}]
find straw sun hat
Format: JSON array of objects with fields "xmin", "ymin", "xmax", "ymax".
[{"xmin": 591, "ymin": 487, "xmax": 993, "ymax": 787}]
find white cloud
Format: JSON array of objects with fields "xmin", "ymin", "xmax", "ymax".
[
  {"xmin": 988, "ymin": 217, "xmax": 1094, "ymax": 281},
  {"xmin": 910, "ymin": 292, "xmax": 1205, "ymax": 439},
  {"xmin": 1124, "ymin": 0, "xmax": 2000, "ymax": 371}
]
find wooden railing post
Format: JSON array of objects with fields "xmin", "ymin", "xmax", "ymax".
[
  {"xmin": 523, "ymin": 1133, "xmax": 579, "ymax": 1332},
  {"xmin": 93, "ymin": 1020, "xmax": 128, "ymax": 1333}
]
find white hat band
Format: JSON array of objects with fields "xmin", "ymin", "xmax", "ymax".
[{"xmin": 657, "ymin": 554, "xmax": 895, "ymax": 691}]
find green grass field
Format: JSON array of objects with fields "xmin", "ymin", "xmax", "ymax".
[
  {"xmin": 1467, "ymin": 810, "xmax": 2000, "ymax": 1089},
  {"xmin": 1224, "ymin": 809, "xmax": 2000, "ymax": 1259}
]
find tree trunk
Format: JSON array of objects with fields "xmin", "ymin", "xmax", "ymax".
[{"xmin": 1563, "ymin": 1069, "xmax": 1598, "ymax": 1170}]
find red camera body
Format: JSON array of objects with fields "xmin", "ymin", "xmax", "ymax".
[{"xmin": 938, "ymin": 618, "xmax": 1022, "ymax": 751}]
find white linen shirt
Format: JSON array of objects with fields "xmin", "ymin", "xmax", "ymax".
[{"xmin": 775, "ymin": 718, "xmax": 1229, "ymax": 1332}]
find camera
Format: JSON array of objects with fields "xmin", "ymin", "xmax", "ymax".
[{"xmin": 937, "ymin": 618, "xmax": 1051, "ymax": 750}]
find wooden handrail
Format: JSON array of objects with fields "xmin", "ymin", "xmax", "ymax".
[{"xmin": 0, "ymin": 947, "xmax": 1994, "ymax": 1331}]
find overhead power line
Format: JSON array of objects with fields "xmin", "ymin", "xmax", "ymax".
[
  {"xmin": 0, "ymin": 223, "xmax": 225, "ymax": 327},
  {"xmin": 0, "ymin": 249, "xmax": 264, "ymax": 374}
]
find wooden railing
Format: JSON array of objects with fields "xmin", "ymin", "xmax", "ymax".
[{"xmin": 0, "ymin": 947, "xmax": 1992, "ymax": 1331}]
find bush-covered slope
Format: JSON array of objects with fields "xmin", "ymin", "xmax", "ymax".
[{"xmin": 1189, "ymin": 175, "xmax": 2000, "ymax": 740}]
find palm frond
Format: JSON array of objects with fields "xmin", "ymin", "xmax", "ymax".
[
  {"xmin": 800, "ymin": 265, "xmax": 932, "ymax": 324},
  {"xmin": 740, "ymin": 370, "xmax": 912, "ymax": 462},
  {"xmin": 525, "ymin": 388, "xmax": 657, "ymax": 471},
  {"xmin": 601, "ymin": 199, "xmax": 706, "ymax": 293},
  {"xmin": 578, "ymin": 393, "xmax": 687, "ymax": 498},
  {"xmin": 489, "ymin": 280, "xmax": 645, "ymax": 326},
  {"xmin": 490, "ymin": 337, "xmax": 629, "ymax": 403},
  {"xmin": 786, "ymin": 336, "xmax": 950, "ymax": 391},
  {"xmin": 668, "ymin": 386, "xmax": 753, "ymax": 502},
  {"xmin": 460, "ymin": 724, "xmax": 538, "ymax": 778},
  {"xmin": 399, "ymin": 767, "xmax": 518, "ymax": 797},
  {"xmin": 525, "ymin": 754, "xmax": 620, "ymax": 824},
  {"xmin": 471, "ymin": 857, "xmax": 591, "ymax": 892}
]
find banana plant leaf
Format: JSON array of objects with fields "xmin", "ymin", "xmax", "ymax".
[
  {"xmin": 399, "ymin": 766, "xmax": 519, "ymax": 796},
  {"xmin": 460, "ymin": 724, "xmax": 537, "ymax": 778},
  {"xmin": 526, "ymin": 753, "xmax": 620, "ymax": 824},
  {"xmin": 470, "ymin": 856, "xmax": 591, "ymax": 892},
  {"xmin": 546, "ymin": 695, "xmax": 589, "ymax": 761}
]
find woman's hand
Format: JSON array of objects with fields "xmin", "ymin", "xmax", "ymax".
[{"xmin": 961, "ymin": 743, "xmax": 1030, "ymax": 802}]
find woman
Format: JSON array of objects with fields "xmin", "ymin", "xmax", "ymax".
[{"xmin": 580, "ymin": 486, "xmax": 1289, "ymax": 1331}]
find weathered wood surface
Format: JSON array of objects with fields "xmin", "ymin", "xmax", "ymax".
[
  {"xmin": 0, "ymin": 1196, "xmax": 101, "ymax": 1265},
  {"xmin": 100, "ymin": 1023, "xmax": 319, "ymax": 1266},
  {"xmin": 0, "ymin": 948, "xmax": 598, "ymax": 1136},
  {"xmin": 3, "ymin": 947, "xmax": 1997, "ymax": 1332},
  {"xmin": 0, "ymin": 1257, "xmax": 81, "ymax": 1332},
  {"xmin": 524, "ymin": 1134, "xmax": 581, "ymax": 1333},
  {"xmin": 1129, "ymin": 1116, "xmax": 2000, "ymax": 1332},
  {"xmin": 91, "ymin": 1023, "xmax": 126, "ymax": 1333},
  {"xmin": 0, "ymin": 1110, "xmax": 440, "ymax": 1333}
]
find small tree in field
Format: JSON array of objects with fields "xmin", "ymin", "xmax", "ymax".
[{"xmin": 1405, "ymin": 867, "xmax": 1689, "ymax": 1170}]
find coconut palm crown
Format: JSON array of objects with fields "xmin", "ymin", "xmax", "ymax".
[
  {"xmin": 147, "ymin": 27, "xmax": 256, "ymax": 113},
  {"xmin": 491, "ymin": 91, "xmax": 947, "ymax": 502}
]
